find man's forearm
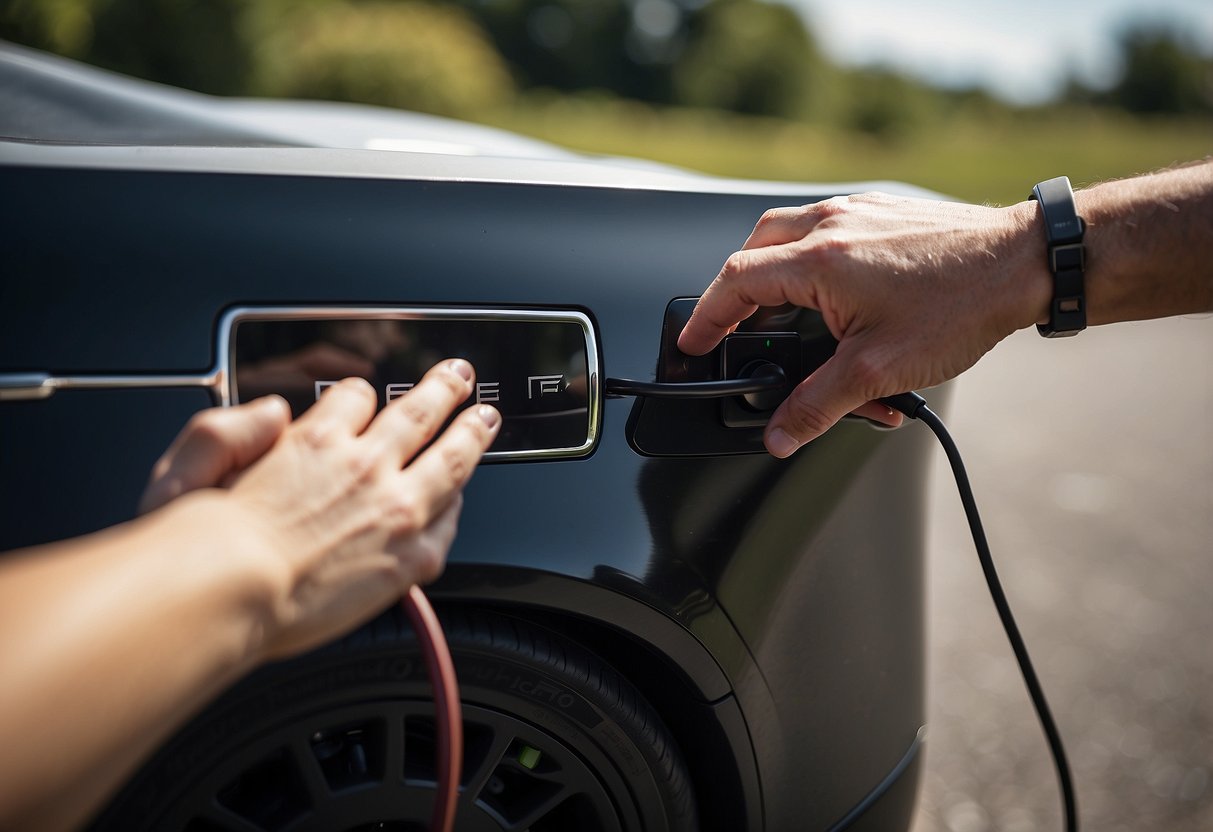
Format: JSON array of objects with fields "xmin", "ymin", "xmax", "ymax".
[{"xmin": 1075, "ymin": 160, "xmax": 1213, "ymax": 326}]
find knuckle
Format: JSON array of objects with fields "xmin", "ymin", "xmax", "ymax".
[
  {"xmin": 755, "ymin": 207, "xmax": 787, "ymax": 228},
  {"xmin": 718, "ymin": 251, "xmax": 747, "ymax": 282},
  {"xmin": 382, "ymin": 490, "xmax": 424, "ymax": 533},
  {"xmin": 397, "ymin": 397, "xmax": 437, "ymax": 432},
  {"xmin": 818, "ymin": 195, "xmax": 847, "ymax": 217},
  {"xmin": 853, "ymin": 190, "xmax": 888, "ymax": 205},
  {"xmin": 294, "ymin": 422, "xmax": 333, "ymax": 450},
  {"xmin": 461, "ymin": 406, "xmax": 495, "ymax": 441},
  {"xmin": 440, "ymin": 444, "xmax": 471, "ymax": 485},
  {"xmin": 782, "ymin": 396, "xmax": 835, "ymax": 439},
  {"xmin": 344, "ymin": 447, "xmax": 379, "ymax": 483},
  {"xmin": 802, "ymin": 233, "xmax": 850, "ymax": 267},
  {"xmin": 848, "ymin": 351, "xmax": 887, "ymax": 395}
]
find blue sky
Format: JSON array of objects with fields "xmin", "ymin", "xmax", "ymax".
[{"xmin": 784, "ymin": 0, "xmax": 1213, "ymax": 103}]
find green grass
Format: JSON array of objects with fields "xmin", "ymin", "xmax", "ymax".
[{"xmin": 484, "ymin": 97, "xmax": 1211, "ymax": 205}]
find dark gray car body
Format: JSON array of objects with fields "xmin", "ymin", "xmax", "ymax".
[{"xmin": 1, "ymin": 43, "xmax": 941, "ymax": 830}]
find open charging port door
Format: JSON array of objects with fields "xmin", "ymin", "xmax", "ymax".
[{"xmin": 625, "ymin": 298, "xmax": 836, "ymax": 456}]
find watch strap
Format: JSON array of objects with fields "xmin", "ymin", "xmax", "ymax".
[{"xmin": 1030, "ymin": 176, "xmax": 1087, "ymax": 338}]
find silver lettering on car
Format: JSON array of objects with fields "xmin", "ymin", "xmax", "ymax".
[
  {"xmin": 314, "ymin": 377, "xmax": 572, "ymax": 404},
  {"xmin": 527, "ymin": 374, "xmax": 565, "ymax": 399}
]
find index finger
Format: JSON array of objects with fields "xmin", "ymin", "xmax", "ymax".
[
  {"xmin": 740, "ymin": 203, "xmax": 832, "ymax": 251},
  {"xmin": 676, "ymin": 244, "xmax": 805, "ymax": 355},
  {"xmin": 365, "ymin": 358, "xmax": 475, "ymax": 468}
]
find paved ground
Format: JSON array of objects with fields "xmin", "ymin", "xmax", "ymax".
[{"xmin": 909, "ymin": 315, "xmax": 1213, "ymax": 832}]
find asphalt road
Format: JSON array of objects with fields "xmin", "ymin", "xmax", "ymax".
[{"xmin": 909, "ymin": 314, "xmax": 1213, "ymax": 832}]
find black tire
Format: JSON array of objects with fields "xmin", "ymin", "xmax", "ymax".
[{"xmin": 92, "ymin": 608, "xmax": 698, "ymax": 832}]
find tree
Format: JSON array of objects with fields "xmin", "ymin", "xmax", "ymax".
[
  {"xmin": 0, "ymin": 0, "xmax": 252, "ymax": 95},
  {"xmin": 672, "ymin": 0, "xmax": 824, "ymax": 117},
  {"xmin": 1106, "ymin": 23, "xmax": 1212, "ymax": 115},
  {"xmin": 252, "ymin": 1, "xmax": 516, "ymax": 118}
]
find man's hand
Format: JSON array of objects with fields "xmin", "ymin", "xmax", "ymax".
[{"xmin": 678, "ymin": 193, "xmax": 1049, "ymax": 456}]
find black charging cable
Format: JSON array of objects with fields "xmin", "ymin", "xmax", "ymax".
[
  {"xmin": 883, "ymin": 391, "xmax": 1078, "ymax": 832},
  {"xmin": 605, "ymin": 366, "xmax": 785, "ymax": 399},
  {"xmin": 604, "ymin": 370, "xmax": 1077, "ymax": 829}
]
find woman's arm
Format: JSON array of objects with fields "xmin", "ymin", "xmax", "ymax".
[
  {"xmin": 0, "ymin": 358, "xmax": 499, "ymax": 830},
  {"xmin": 0, "ymin": 491, "xmax": 281, "ymax": 831}
]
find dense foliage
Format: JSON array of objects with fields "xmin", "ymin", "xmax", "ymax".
[
  {"xmin": 3, "ymin": 0, "xmax": 1209, "ymax": 127},
  {"xmin": 2, "ymin": 0, "xmax": 1208, "ymax": 204}
]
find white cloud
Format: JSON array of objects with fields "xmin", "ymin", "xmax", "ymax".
[{"xmin": 784, "ymin": 0, "xmax": 1213, "ymax": 103}]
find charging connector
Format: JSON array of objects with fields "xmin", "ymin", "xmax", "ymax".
[
  {"xmin": 720, "ymin": 333, "xmax": 800, "ymax": 426},
  {"xmin": 605, "ymin": 330, "xmax": 799, "ymax": 412}
]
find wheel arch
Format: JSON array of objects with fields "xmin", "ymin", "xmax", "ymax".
[{"xmin": 432, "ymin": 567, "xmax": 764, "ymax": 831}]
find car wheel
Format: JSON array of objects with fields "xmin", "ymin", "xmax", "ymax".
[{"xmin": 93, "ymin": 608, "xmax": 698, "ymax": 832}]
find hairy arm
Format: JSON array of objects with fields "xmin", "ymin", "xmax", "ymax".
[{"xmin": 1076, "ymin": 161, "xmax": 1213, "ymax": 325}]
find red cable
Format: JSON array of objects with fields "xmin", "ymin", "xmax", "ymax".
[{"xmin": 401, "ymin": 585, "xmax": 462, "ymax": 832}]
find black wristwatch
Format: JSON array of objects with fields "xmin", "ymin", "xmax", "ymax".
[{"xmin": 1030, "ymin": 176, "xmax": 1087, "ymax": 337}]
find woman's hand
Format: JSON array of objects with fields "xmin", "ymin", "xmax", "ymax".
[
  {"xmin": 139, "ymin": 394, "xmax": 294, "ymax": 513},
  {"xmin": 3, "ymin": 360, "xmax": 496, "ymax": 832},
  {"xmin": 141, "ymin": 358, "xmax": 500, "ymax": 660}
]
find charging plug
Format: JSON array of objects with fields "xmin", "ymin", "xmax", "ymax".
[{"xmin": 721, "ymin": 333, "xmax": 800, "ymax": 427}]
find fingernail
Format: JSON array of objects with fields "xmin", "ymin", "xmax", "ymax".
[
  {"xmin": 477, "ymin": 405, "xmax": 501, "ymax": 429},
  {"xmin": 766, "ymin": 428, "xmax": 799, "ymax": 458},
  {"xmin": 448, "ymin": 359, "xmax": 473, "ymax": 382}
]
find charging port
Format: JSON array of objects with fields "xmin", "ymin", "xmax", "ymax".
[{"xmin": 721, "ymin": 333, "xmax": 800, "ymax": 427}]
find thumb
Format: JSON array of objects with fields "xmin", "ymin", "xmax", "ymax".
[
  {"xmin": 140, "ymin": 396, "xmax": 291, "ymax": 513},
  {"xmin": 763, "ymin": 355, "xmax": 869, "ymax": 457}
]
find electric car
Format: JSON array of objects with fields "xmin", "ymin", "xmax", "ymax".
[{"xmin": 0, "ymin": 42, "xmax": 943, "ymax": 831}]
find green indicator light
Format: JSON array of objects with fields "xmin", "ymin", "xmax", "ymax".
[
  {"xmin": 764, "ymin": 338, "xmax": 772, "ymax": 348},
  {"xmin": 517, "ymin": 745, "xmax": 542, "ymax": 769}
]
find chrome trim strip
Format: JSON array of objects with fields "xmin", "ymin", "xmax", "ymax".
[
  {"xmin": 218, "ymin": 306, "xmax": 601, "ymax": 462},
  {"xmin": 1, "ymin": 306, "xmax": 601, "ymax": 462},
  {"xmin": 0, "ymin": 373, "xmax": 55, "ymax": 401},
  {"xmin": 0, "ymin": 371, "xmax": 223, "ymax": 401}
]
